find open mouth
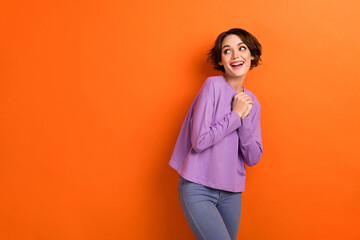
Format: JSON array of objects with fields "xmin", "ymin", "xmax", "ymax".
[{"xmin": 230, "ymin": 61, "xmax": 244, "ymax": 67}]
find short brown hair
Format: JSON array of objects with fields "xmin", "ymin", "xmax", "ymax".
[{"xmin": 207, "ymin": 28, "xmax": 262, "ymax": 72}]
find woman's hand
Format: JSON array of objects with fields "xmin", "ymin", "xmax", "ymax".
[{"xmin": 232, "ymin": 92, "xmax": 254, "ymax": 119}]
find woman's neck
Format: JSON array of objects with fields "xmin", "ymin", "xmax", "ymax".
[{"xmin": 225, "ymin": 75, "xmax": 245, "ymax": 93}]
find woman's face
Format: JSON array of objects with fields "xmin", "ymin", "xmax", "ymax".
[{"xmin": 219, "ymin": 34, "xmax": 254, "ymax": 80}]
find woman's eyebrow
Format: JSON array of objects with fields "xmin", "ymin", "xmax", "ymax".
[{"xmin": 222, "ymin": 42, "xmax": 245, "ymax": 49}]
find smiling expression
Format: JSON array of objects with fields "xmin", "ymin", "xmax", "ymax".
[{"xmin": 218, "ymin": 34, "xmax": 254, "ymax": 80}]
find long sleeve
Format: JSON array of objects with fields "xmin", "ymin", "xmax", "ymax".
[
  {"xmin": 237, "ymin": 100, "xmax": 263, "ymax": 166},
  {"xmin": 191, "ymin": 80, "xmax": 242, "ymax": 153}
]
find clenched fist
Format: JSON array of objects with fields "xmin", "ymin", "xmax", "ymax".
[{"xmin": 232, "ymin": 92, "xmax": 254, "ymax": 119}]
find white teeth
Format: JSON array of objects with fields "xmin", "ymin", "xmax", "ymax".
[{"xmin": 232, "ymin": 62, "xmax": 244, "ymax": 66}]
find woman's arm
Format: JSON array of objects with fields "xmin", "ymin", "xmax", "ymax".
[
  {"xmin": 191, "ymin": 80, "xmax": 242, "ymax": 152},
  {"xmin": 238, "ymin": 99, "xmax": 263, "ymax": 166}
]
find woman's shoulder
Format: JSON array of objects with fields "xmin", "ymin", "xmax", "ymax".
[
  {"xmin": 204, "ymin": 75, "xmax": 225, "ymax": 86},
  {"xmin": 201, "ymin": 75, "xmax": 227, "ymax": 91},
  {"xmin": 245, "ymin": 88, "xmax": 258, "ymax": 99},
  {"xmin": 198, "ymin": 76, "xmax": 222, "ymax": 94}
]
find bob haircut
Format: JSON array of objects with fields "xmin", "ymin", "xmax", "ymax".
[{"xmin": 208, "ymin": 28, "xmax": 262, "ymax": 72}]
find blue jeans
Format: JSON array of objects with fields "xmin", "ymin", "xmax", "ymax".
[{"xmin": 178, "ymin": 176, "xmax": 242, "ymax": 240}]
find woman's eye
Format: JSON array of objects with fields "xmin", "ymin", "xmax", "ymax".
[
  {"xmin": 240, "ymin": 46, "xmax": 246, "ymax": 51},
  {"xmin": 223, "ymin": 49, "xmax": 230, "ymax": 54}
]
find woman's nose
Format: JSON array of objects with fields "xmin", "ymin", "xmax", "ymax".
[{"xmin": 232, "ymin": 51, "xmax": 239, "ymax": 59}]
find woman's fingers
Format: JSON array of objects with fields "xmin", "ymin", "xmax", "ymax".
[
  {"xmin": 241, "ymin": 104, "xmax": 253, "ymax": 119},
  {"xmin": 233, "ymin": 92, "xmax": 254, "ymax": 118},
  {"xmin": 244, "ymin": 98, "xmax": 254, "ymax": 105},
  {"xmin": 235, "ymin": 93, "xmax": 253, "ymax": 104}
]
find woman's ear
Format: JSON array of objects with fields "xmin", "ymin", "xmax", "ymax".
[
  {"xmin": 251, "ymin": 55, "xmax": 255, "ymax": 60},
  {"xmin": 218, "ymin": 61, "xmax": 223, "ymax": 66}
]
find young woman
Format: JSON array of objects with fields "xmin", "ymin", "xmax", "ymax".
[{"xmin": 169, "ymin": 28, "xmax": 263, "ymax": 240}]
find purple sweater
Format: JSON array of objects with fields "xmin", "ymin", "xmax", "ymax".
[{"xmin": 169, "ymin": 75, "xmax": 263, "ymax": 192}]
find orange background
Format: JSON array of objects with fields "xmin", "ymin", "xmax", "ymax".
[{"xmin": 1, "ymin": 0, "xmax": 360, "ymax": 239}]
